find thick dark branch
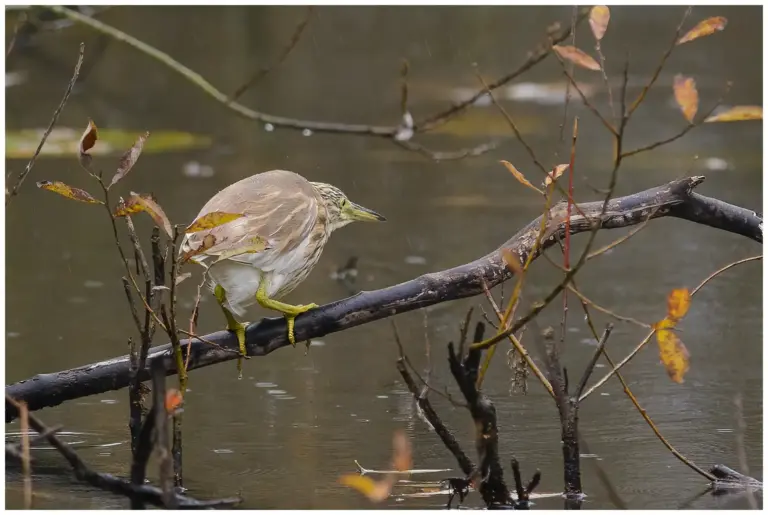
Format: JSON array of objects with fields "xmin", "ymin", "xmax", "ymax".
[{"xmin": 5, "ymin": 177, "xmax": 762, "ymax": 422}]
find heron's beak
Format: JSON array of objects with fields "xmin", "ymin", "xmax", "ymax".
[{"xmin": 345, "ymin": 201, "xmax": 387, "ymax": 222}]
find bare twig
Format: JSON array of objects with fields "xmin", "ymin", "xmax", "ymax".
[
  {"xmin": 393, "ymin": 138, "xmax": 499, "ymax": 161},
  {"xmin": 20, "ymin": 402, "xmax": 32, "ymax": 509},
  {"xmin": 229, "ymin": 6, "xmax": 313, "ymax": 101},
  {"xmin": 6, "ymin": 11, "xmax": 27, "ymax": 59},
  {"xmin": 575, "ymin": 324, "xmax": 613, "ymax": 399},
  {"xmin": 566, "ymin": 284, "xmax": 652, "ymax": 329},
  {"xmin": 6, "ymin": 42, "xmax": 84, "ymax": 206},
  {"xmin": 626, "ymin": 7, "xmax": 692, "ymax": 117},
  {"xmin": 416, "ymin": 9, "xmax": 588, "ymax": 133},
  {"xmin": 580, "ymin": 255, "xmax": 762, "ymax": 401},
  {"xmin": 5, "ymin": 394, "xmax": 240, "ymax": 509},
  {"xmin": 622, "ymin": 82, "xmax": 732, "ymax": 159},
  {"xmin": 151, "ymin": 361, "xmax": 176, "ymax": 508}
]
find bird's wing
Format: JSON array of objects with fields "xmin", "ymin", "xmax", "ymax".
[{"xmin": 180, "ymin": 171, "xmax": 319, "ymax": 266}]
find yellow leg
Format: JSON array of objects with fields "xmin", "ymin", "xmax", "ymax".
[
  {"xmin": 214, "ymin": 284, "xmax": 248, "ymax": 377},
  {"xmin": 255, "ymin": 274, "xmax": 317, "ymax": 346}
]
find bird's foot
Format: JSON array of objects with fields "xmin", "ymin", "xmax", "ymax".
[
  {"xmin": 283, "ymin": 303, "xmax": 318, "ymax": 347},
  {"xmin": 225, "ymin": 320, "xmax": 249, "ymax": 379}
]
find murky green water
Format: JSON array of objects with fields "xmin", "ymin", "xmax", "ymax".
[{"xmin": 5, "ymin": 5, "xmax": 762, "ymax": 509}]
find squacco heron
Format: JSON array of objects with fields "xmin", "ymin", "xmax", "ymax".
[{"xmin": 180, "ymin": 169, "xmax": 385, "ymax": 364}]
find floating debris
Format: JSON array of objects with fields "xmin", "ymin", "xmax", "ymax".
[{"xmin": 404, "ymin": 255, "xmax": 427, "ymax": 265}]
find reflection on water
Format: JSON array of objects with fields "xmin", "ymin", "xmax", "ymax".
[{"xmin": 5, "ymin": 5, "xmax": 762, "ymax": 510}]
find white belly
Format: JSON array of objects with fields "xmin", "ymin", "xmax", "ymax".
[{"xmin": 206, "ymin": 236, "xmax": 318, "ymax": 316}]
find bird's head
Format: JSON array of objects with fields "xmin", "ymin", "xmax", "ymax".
[{"xmin": 311, "ymin": 182, "xmax": 386, "ymax": 233}]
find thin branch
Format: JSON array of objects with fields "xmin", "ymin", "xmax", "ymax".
[
  {"xmin": 575, "ymin": 324, "xmax": 612, "ymax": 399},
  {"xmin": 580, "ymin": 254, "xmax": 762, "ymax": 401},
  {"xmin": 415, "ymin": 9, "xmax": 588, "ymax": 133},
  {"xmin": 6, "ymin": 10, "xmax": 27, "ymax": 59},
  {"xmin": 566, "ymin": 284, "xmax": 652, "ymax": 329},
  {"xmin": 479, "ymin": 281, "xmax": 555, "ymax": 399},
  {"xmin": 6, "ymin": 42, "xmax": 84, "ymax": 206},
  {"xmin": 229, "ymin": 6, "xmax": 313, "ymax": 102},
  {"xmin": 622, "ymin": 82, "xmax": 732, "ymax": 159},
  {"xmin": 5, "ymin": 394, "xmax": 241, "ymax": 509},
  {"xmin": 626, "ymin": 6, "xmax": 692, "ymax": 117},
  {"xmin": 553, "ymin": 50, "xmax": 617, "ymax": 136},
  {"xmin": 393, "ymin": 138, "xmax": 499, "ymax": 161}
]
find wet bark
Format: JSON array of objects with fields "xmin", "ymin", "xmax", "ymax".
[{"xmin": 6, "ymin": 176, "xmax": 762, "ymax": 422}]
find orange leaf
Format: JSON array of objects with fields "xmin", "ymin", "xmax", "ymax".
[
  {"xmin": 108, "ymin": 132, "xmax": 149, "ymax": 189},
  {"xmin": 392, "ymin": 430, "xmax": 412, "ymax": 473},
  {"xmin": 500, "ymin": 160, "xmax": 544, "ymax": 195},
  {"xmin": 666, "ymin": 288, "xmax": 691, "ymax": 321},
  {"xmin": 339, "ymin": 475, "xmax": 393, "ymax": 503},
  {"xmin": 165, "ymin": 389, "xmax": 184, "ymax": 413},
  {"xmin": 653, "ymin": 317, "xmax": 676, "ymax": 332},
  {"xmin": 552, "ymin": 45, "xmax": 601, "ymax": 71},
  {"xmin": 677, "ymin": 16, "xmax": 728, "ymax": 45},
  {"xmin": 36, "ymin": 180, "xmax": 103, "ymax": 204},
  {"xmin": 185, "ymin": 211, "xmax": 245, "ymax": 234},
  {"xmin": 589, "ymin": 6, "xmax": 610, "ymax": 41},
  {"xmin": 673, "ymin": 75, "xmax": 699, "ymax": 123},
  {"xmin": 78, "ymin": 119, "xmax": 98, "ymax": 171},
  {"xmin": 704, "ymin": 105, "xmax": 763, "ymax": 123},
  {"xmin": 114, "ymin": 192, "xmax": 173, "ymax": 238},
  {"xmin": 545, "ymin": 164, "xmax": 569, "ymax": 186},
  {"xmin": 656, "ymin": 327, "xmax": 690, "ymax": 383}
]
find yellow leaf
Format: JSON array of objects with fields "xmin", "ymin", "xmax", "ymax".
[
  {"xmin": 78, "ymin": 119, "xmax": 98, "ymax": 171},
  {"xmin": 36, "ymin": 180, "xmax": 103, "ymax": 204},
  {"xmin": 545, "ymin": 164, "xmax": 569, "ymax": 186},
  {"xmin": 108, "ymin": 132, "xmax": 149, "ymax": 189},
  {"xmin": 677, "ymin": 16, "xmax": 728, "ymax": 45},
  {"xmin": 185, "ymin": 211, "xmax": 245, "ymax": 234},
  {"xmin": 704, "ymin": 105, "xmax": 763, "ymax": 123},
  {"xmin": 500, "ymin": 160, "xmax": 544, "ymax": 195},
  {"xmin": 211, "ymin": 237, "xmax": 270, "ymax": 264},
  {"xmin": 656, "ymin": 328, "xmax": 690, "ymax": 383},
  {"xmin": 552, "ymin": 45, "xmax": 601, "ymax": 71},
  {"xmin": 666, "ymin": 288, "xmax": 691, "ymax": 321},
  {"xmin": 339, "ymin": 475, "xmax": 393, "ymax": 502},
  {"xmin": 653, "ymin": 317, "xmax": 676, "ymax": 332},
  {"xmin": 589, "ymin": 6, "xmax": 610, "ymax": 41},
  {"xmin": 114, "ymin": 192, "xmax": 173, "ymax": 238},
  {"xmin": 673, "ymin": 75, "xmax": 699, "ymax": 123}
]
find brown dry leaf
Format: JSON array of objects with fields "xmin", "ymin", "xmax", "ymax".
[
  {"xmin": 114, "ymin": 192, "xmax": 173, "ymax": 238},
  {"xmin": 78, "ymin": 119, "xmax": 98, "ymax": 171},
  {"xmin": 185, "ymin": 211, "xmax": 245, "ymax": 234},
  {"xmin": 656, "ymin": 327, "xmax": 690, "ymax": 383},
  {"xmin": 181, "ymin": 234, "xmax": 218, "ymax": 264},
  {"xmin": 545, "ymin": 164, "xmax": 569, "ymax": 186},
  {"xmin": 673, "ymin": 75, "xmax": 699, "ymax": 123},
  {"xmin": 704, "ymin": 105, "xmax": 763, "ymax": 123},
  {"xmin": 108, "ymin": 131, "xmax": 149, "ymax": 189},
  {"xmin": 164, "ymin": 389, "xmax": 184, "ymax": 413},
  {"xmin": 211, "ymin": 237, "xmax": 270, "ymax": 264},
  {"xmin": 552, "ymin": 45, "xmax": 601, "ymax": 71},
  {"xmin": 392, "ymin": 430, "xmax": 413, "ymax": 472},
  {"xmin": 677, "ymin": 16, "xmax": 728, "ymax": 45},
  {"xmin": 36, "ymin": 180, "xmax": 103, "ymax": 204},
  {"xmin": 589, "ymin": 6, "xmax": 610, "ymax": 41},
  {"xmin": 339, "ymin": 475, "xmax": 394, "ymax": 503},
  {"xmin": 666, "ymin": 288, "xmax": 691, "ymax": 321},
  {"xmin": 500, "ymin": 160, "xmax": 544, "ymax": 195}
]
